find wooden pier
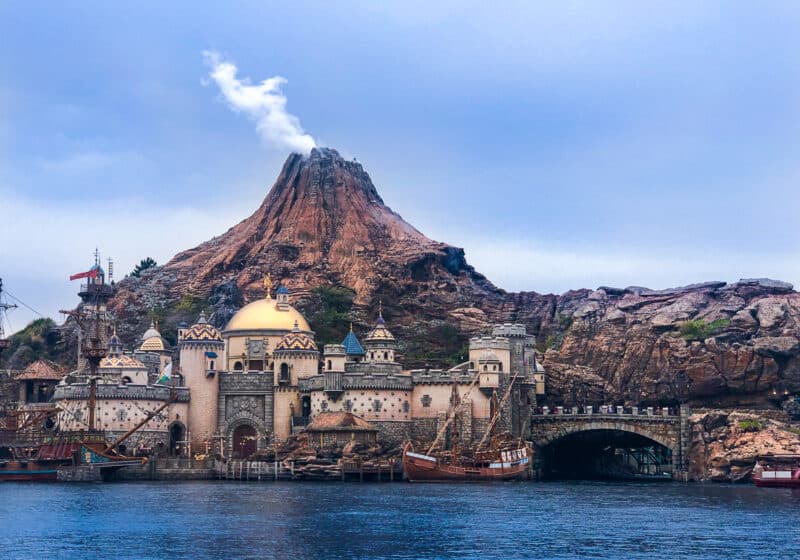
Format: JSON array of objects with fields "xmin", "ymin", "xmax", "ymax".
[{"xmin": 218, "ymin": 458, "xmax": 403, "ymax": 482}]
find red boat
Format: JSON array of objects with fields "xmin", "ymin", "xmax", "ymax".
[{"xmin": 753, "ymin": 466, "xmax": 800, "ymax": 488}]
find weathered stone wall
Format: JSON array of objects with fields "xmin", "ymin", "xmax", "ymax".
[{"xmin": 372, "ymin": 420, "xmax": 411, "ymax": 446}]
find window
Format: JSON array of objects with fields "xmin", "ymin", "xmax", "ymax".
[
  {"xmin": 421, "ymin": 394, "xmax": 432, "ymax": 408},
  {"xmin": 280, "ymin": 363, "xmax": 290, "ymax": 381},
  {"xmin": 234, "ymin": 361, "xmax": 243, "ymax": 371},
  {"xmin": 208, "ymin": 360, "xmax": 215, "ymax": 371},
  {"xmin": 383, "ymin": 351, "xmax": 388, "ymax": 360},
  {"xmin": 327, "ymin": 360, "xmax": 332, "ymax": 370}
]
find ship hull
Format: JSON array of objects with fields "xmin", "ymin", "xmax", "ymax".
[
  {"xmin": 753, "ymin": 477, "xmax": 800, "ymax": 488},
  {"xmin": 0, "ymin": 461, "xmax": 62, "ymax": 481},
  {"xmin": 403, "ymin": 445, "xmax": 530, "ymax": 482}
]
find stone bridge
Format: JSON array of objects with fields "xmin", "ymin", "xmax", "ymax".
[{"xmin": 528, "ymin": 405, "xmax": 691, "ymax": 478}]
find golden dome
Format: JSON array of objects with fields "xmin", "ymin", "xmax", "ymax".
[{"xmin": 224, "ymin": 299, "xmax": 311, "ymax": 333}]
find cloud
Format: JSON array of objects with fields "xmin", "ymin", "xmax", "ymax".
[{"xmin": 203, "ymin": 50, "xmax": 316, "ymax": 154}]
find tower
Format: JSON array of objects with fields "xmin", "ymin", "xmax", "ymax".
[
  {"xmin": 363, "ymin": 302, "xmax": 397, "ymax": 364},
  {"xmin": 74, "ymin": 252, "xmax": 114, "ymax": 373},
  {"xmin": 179, "ymin": 311, "xmax": 224, "ymax": 451}
]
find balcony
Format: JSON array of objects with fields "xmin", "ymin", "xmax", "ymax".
[
  {"xmin": 324, "ymin": 371, "xmax": 343, "ymax": 397},
  {"xmin": 479, "ymin": 372, "xmax": 499, "ymax": 395}
]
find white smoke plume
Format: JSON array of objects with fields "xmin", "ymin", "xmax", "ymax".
[{"xmin": 203, "ymin": 50, "xmax": 316, "ymax": 154}]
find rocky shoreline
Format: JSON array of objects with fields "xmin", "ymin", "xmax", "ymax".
[{"xmin": 687, "ymin": 409, "xmax": 800, "ymax": 482}]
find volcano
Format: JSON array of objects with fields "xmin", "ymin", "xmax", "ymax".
[{"xmin": 108, "ymin": 147, "xmax": 800, "ymax": 407}]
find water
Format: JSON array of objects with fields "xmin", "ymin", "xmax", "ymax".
[{"xmin": 1, "ymin": 481, "xmax": 799, "ymax": 560}]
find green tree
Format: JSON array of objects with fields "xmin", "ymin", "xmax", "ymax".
[
  {"xmin": 0, "ymin": 318, "xmax": 61, "ymax": 369},
  {"xmin": 131, "ymin": 257, "xmax": 157, "ymax": 277},
  {"xmin": 305, "ymin": 285, "xmax": 357, "ymax": 345}
]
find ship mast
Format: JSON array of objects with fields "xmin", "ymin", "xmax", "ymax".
[
  {"xmin": 0, "ymin": 278, "xmax": 18, "ymax": 356},
  {"xmin": 426, "ymin": 370, "xmax": 482, "ymax": 455},
  {"xmin": 475, "ymin": 367, "xmax": 521, "ymax": 451},
  {"xmin": 69, "ymin": 250, "xmax": 113, "ymax": 432}
]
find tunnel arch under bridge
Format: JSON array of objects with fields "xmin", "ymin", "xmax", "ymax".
[{"xmin": 528, "ymin": 408, "xmax": 689, "ymax": 480}]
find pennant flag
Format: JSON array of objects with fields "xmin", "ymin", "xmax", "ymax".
[
  {"xmin": 69, "ymin": 269, "xmax": 99, "ymax": 281},
  {"xmin": 156, "ymin": 362, "xmax": 172, "ymax": 385}
]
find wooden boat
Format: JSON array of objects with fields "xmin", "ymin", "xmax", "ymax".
[
  {"xmin": 403, "ymin": 367, "xmax": 531, "ymax": 482},
  {"xmin": 0, "ymin": 432, "xmax": 145, "ymax": 482},
  {"xmin": 403, "ymin": 441, "xmax": 530, "ymax": 482}
]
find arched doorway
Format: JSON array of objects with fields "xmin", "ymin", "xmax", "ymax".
[
  {"xmin": 301, "ymin": 395, "xmax": 311, "ymax": 418},
  {"xmin": 168, "ymin": 422, "xmax": 186, "ymax": 456},
  {"xmin": 232, "ymin": 424, "xmax": 258, "ymax": 459}
]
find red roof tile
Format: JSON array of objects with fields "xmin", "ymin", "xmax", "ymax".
[{"xmin": 15, "ymin": 360, "xmax": 66, "ymax": 381}]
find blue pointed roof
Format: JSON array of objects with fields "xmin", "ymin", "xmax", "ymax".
[{"xmin": 341, "ymin": 329, "xmax": 365, "ymax": 355}]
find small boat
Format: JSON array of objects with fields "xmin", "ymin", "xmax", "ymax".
[
  {"xmin": 403, "ymin": 367, "xmax": 531, "ymax": 482},
  {"xmin": 753, "ymin": 458, "xmax": 800, "ymax": 488}
]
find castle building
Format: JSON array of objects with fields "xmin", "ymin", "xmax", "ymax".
[{"xmin": 53, "ymin": 272, "xmax": 545, "ymax": 459}]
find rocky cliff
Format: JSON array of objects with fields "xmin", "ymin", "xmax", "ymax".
[
  {"xmin": 687, "ymin": 409, "xmax": 800, "ymax": 482},
  {"xmin": 108, "ymin": 148, "xmax": 800, "ymax": 407}
]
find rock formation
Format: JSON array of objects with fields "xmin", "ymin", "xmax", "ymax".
[
  {"xmin": 687, "ymin": 409, "xmax": 800, "ymax": 482},
  {"xmin": 106, "ymin": 148, "xmax": 800, "ymax": 407}
]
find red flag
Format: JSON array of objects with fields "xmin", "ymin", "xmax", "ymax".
[{"xmin": 69, "ymin": 269, "xmax": 99, "ymax": 281}]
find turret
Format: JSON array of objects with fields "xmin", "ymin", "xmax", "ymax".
[
  {"xmin": 323, "ymin": 344, "xmax": 346, "ymax": 372},
  {"xmin": 179, "ymin": 311, "xmax": 224, "ymax": 450},
  {"xmin": 363, "ymin": 303, "xmax": 397, "ymax": 364},
  {"xmin": 273, "ymin": 321, "xmax": 319, "ymax": 385}
]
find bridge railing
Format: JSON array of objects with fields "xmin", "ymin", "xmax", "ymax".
[{"xmin": 532, "ymin": 405, "xmax": 679, "ymax": 418}]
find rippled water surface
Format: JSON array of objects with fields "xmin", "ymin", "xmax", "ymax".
[{"xmin": 1, "ymin": 481, "xmax": 799, "ymax": 559}]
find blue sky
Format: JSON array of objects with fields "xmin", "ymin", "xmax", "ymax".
[{"xmin": 1, "ymin": 1, "xmax": 799, "ymax": 331}]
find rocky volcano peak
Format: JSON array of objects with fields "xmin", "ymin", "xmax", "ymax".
[{"xmin": 111, "ymin": 148, "xmax": 504, "ymax": 337}]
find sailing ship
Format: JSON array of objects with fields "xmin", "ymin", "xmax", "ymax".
[
  {"xmin": 0, "ymin": 271, "xmax": 162, "ymax": 481},
  {"xmin": 0, "ymin": 432, "xmax": 144, "ymax": 482},
  {"xmin": 402, "ymin": 366, "xmax": 531, "ymax": 482}
]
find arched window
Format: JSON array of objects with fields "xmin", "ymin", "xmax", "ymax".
[
  {"xmin": 121, "ymin": 376, "xmax": 132, "ymax": 385},
  {"xmin": 234, "ymin": 361, "xmax": 243, "ymax": 371},
  {"xmin": 498, "ymin": 362, "xmax": 503, "ymax": 372},
  {"xmin": 370, "ymin": 352, "xmax": 374, "ymax": 360},
  {"xmin": 280, "ymin": 363, "xmax": 290, "ymax": 381},
  {"xmin": 483, "ymin": 365, "xmax": 488, "ymax": 371},
  {"xmin": 383, "ymin": 351, "xmax": 388, "ymax": 360}
]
